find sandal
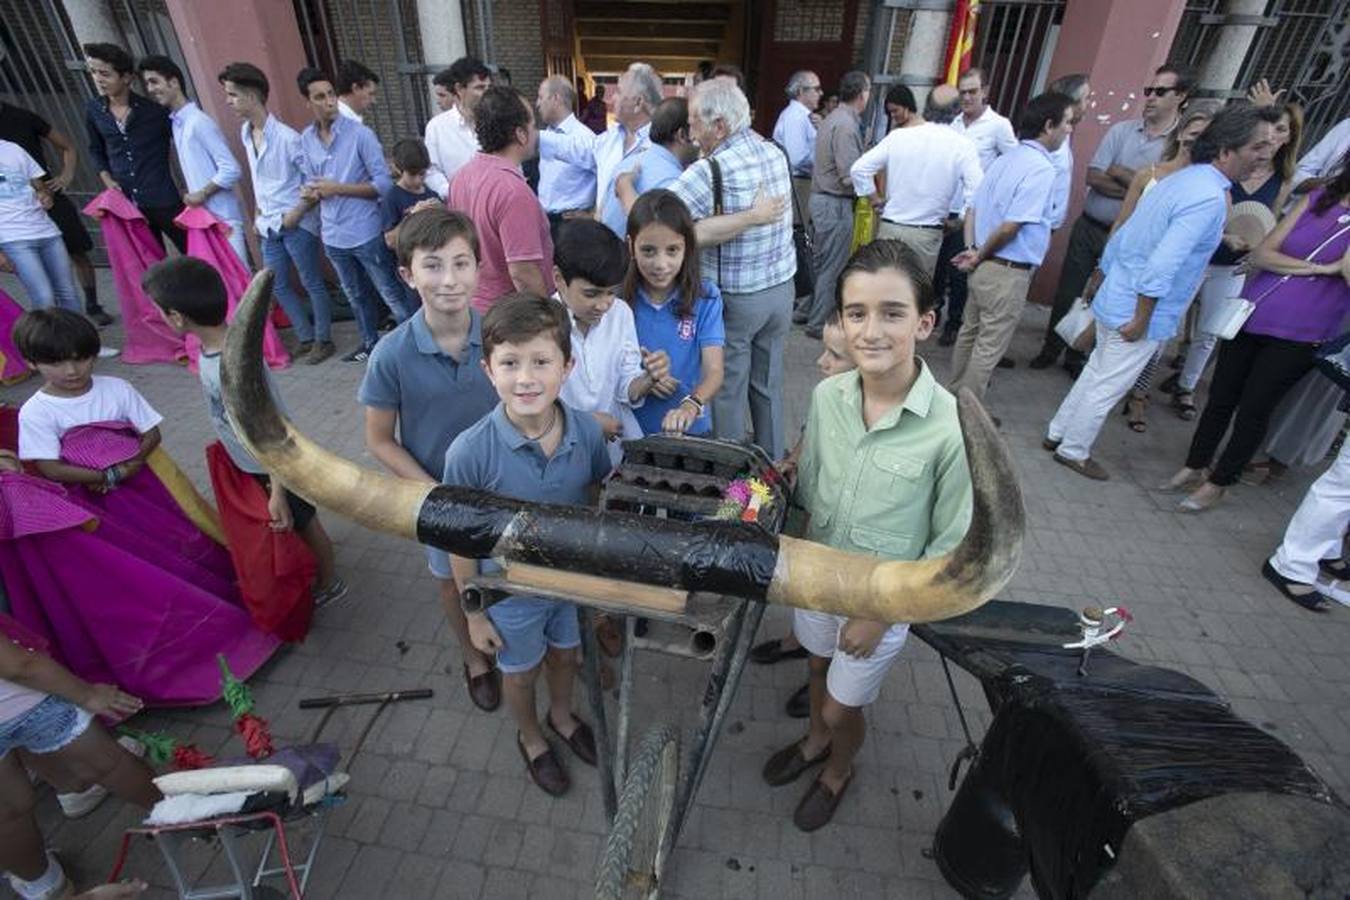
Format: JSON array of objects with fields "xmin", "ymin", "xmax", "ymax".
[
  {"xmin": 1121, "ymin": 391, "xmax": 1148, "ymax": 433},
  {"xmin": 1173, "ymin": 390, "xmax": 1197, "ymax": 421},
  {"xmin": 1261, "ymin": 560, "xmax": 1332, "ymax": 613},
  {"xmin": 1319, "ymin": 558, "xmax": 1350, "ymax": 581}
]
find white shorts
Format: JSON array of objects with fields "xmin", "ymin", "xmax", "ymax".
[{"xmin": 793, "ymin": 609, "xmax": 909, "ymax": 708}]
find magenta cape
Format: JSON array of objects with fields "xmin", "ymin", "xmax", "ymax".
[
  {"xmin": 0, "ymin": 288, "xmax": 30, "ymax": 383},
  {"xmin": 0, "ymin": 427, "xmax": 278, "ymax": 707},
  {"xmin": 81, "ymin": 191, "xmax": 186, "ymax": 365},
  {"xmin": 174, "ymin": 206, "xmax": 290, "ymax": 372}
]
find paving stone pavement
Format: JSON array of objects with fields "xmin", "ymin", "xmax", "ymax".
[{"xmin": 4, "ymin": 271, "xmax": 1348, "ymax": 899}]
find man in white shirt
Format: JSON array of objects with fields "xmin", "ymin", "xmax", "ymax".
[
  {"xmin": 337, "ymin": 59, "xmax": 379, "ymax": 124},
  {"xmin": 424, "ymin": 56, "xmax": 491, "ymax": 197},
  {"xmin": 536, "ymin": 75, "xmax": 598, "ymax": 239},
  {"xmin": 539, "ymin": 62, "xmax": 661, "ymax": 229},
  {"xmin": 137, "ymin": 55, "xmax": 247, "ymax": 264},
  {"xmin": 936, "ymin": 67, "xmax": 1018, "ymax": 345},
  {"xmin": 850, "ymin": 84, "xmax": 982, "ymax": 279},
  {"xmin": 1294, "ymin": 116, "xmax": 1350, "ymax": 194},
  {"xmin": 772, "ymin": 70, "xmax": 821, "ymax": 221}
]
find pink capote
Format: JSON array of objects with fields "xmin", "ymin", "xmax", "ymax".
[
  {"xmin": 0, "ymin": 424, "xmax": 278, "ymax": 707},
  {"xmin": 174, "ymin": 206, "xmax": 290, "ymax": 372},
  {"xmin": 81, "ymin": 191, "xmax": 186, "ymax": 365},
  {"xmin": 0, "ymin": 288, "xmax": 30, "ymax": 383}
]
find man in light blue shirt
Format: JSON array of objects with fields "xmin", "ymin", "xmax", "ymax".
[
  {"xmin": 606, "ymin": 97, "xmax": 696, "ymax": 237},
  {"xmin": 296, "ymin": 67, "xmax": 416, "ymax": 362},
  {"xmin": 137, "ymin": 55, "xmax": 248, "ymax": 263},
  {"xmin": 950, "ymin": 91, "xmax": 1073, "ymax": 403},
  {"xmin": 773, "ymin": 70, "xmax": 821, "ymax": 227},
  {"xmin": 539, "ymin": 62, "xmax": 660, "ymax": 224},
  {"xmin": 219, "ymin": 62, "xmax": 337, "ymax": 364},
  {"xmin": 1046, "ymin": 105, "xmax": 1278, "ymax": 481},
  {"xmin": 535, "ymin": 75, "xmax": 596, "ymax": 237}
]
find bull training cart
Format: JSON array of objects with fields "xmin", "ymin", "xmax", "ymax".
[
  {"xmin": 458, "ymin": 435, "xmax": 789, "ymax": 899},
  {"xmin": 460, "ymin": 435, "xmax": 1350, "ymax": 900}
]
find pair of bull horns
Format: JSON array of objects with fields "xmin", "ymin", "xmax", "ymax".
[{"xmin": 221, "ymin": 270, "xmax": 1024, "ymax": 624}]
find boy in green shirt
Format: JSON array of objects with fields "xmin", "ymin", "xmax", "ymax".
[{"xmin": 762, "ymin": 239, "xmax": 973, "ymax": 832}]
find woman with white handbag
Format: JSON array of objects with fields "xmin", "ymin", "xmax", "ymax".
[{"xmin": 1162, "ymin": 151, "xmax": 1350, "ymax": 512}]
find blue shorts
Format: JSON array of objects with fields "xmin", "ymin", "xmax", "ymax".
[
  {"xmin": 486, "ymin": 596, "xmax": 581, "ymax": 674},
  {"xmin": 0, "ymin": 695, "xmax": 93, "ymax": 758}
]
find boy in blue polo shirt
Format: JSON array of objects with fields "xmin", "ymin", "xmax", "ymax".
[
  {"xmin": 444, "ymin": 293, "xmax": 612, "ymax": 797},
  {"xmin": 357, "ymin": 208, "xmax": 500, "ymax": 710}
]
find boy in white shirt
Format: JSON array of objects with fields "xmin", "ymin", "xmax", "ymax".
[
  {"xmin": 0, "ymin": 140, "xmax": 83, "ymax": 313},
  {"xmin": 552, "ymin": 219, "xmax": 671, "ymax": 464}
]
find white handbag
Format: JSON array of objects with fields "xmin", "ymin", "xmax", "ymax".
[
  {"xmin": 1054, "ymin": 297, "xmax": 1095, "ymax": 352},
  {"xmin": 1202, "ymin": 220, "xmax": 1350, "ymax": 340}
]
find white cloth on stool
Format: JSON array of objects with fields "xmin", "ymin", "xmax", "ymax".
[
  {"xmin": 145, "ymin": 790, "xmax": 251, "ymax": 825},
  {"xmin": 1270, "ymin": 439, "xmax": 1350, "ymax": 586}
]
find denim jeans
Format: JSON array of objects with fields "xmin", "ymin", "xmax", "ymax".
[
  {"xmin": 0, "ymin": 236, "xmax": 81, "ymax": 311},
  {"xmin": 324, "ymin": 235, "xmax": 417, "ymax": 348},
  {"xmin": 261, "ymin": 226, "xmax": 334, "ymax": 343}
]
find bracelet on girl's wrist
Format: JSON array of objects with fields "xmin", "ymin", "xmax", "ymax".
[{"xmin": 680, "ymin": 395, "xmax": 704, "ymax": 412}]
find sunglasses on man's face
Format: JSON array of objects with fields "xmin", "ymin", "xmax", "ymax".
[{"xmin": 1142, "ymin": 86, "xmax": 1178, "ymax": 97}]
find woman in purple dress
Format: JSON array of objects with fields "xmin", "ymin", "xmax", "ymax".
[{"xmin": 1163, "ymin": 149, "xmax": 1350, "ymax": 512}]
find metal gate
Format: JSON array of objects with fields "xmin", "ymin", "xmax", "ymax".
[
  {"xmin": 862, "ymin": 0, "xmax": 1065, "ymax": 121},
  {"xmin": 292, "ymin": 0, "xmax": 433, "ymax": 148},
  {"xmin": 1170, "ymin": 0, "xmax": 1350, "ymax": 145}
]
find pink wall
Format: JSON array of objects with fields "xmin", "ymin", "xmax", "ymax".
[
  {"xmin": 165, "ymin": 0, "xmax": 314, "ymax": 259},
  {"xmin": 1031, "ymin": 0, "xmax": 1189, "ymax": 302}
]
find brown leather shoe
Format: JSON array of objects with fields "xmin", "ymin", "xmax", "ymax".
[
  {"xmin": 793, "ymin": 772, "xmax": 852, "ymax": 832},
  {"xmin": 1053, "ymin": 453, "xmax": 1109, "ymax": 481},
  {"xmin": 547, "ymin": 714, "xmax": 597, "ymax": 766},
  {"xmin": 464, "ymin": 664, "xmax": 501, "ymax": 712},
  {"xmin": 517, "ymin": 733, "xmax": 569, "ymax": 796},
  {"xmin": 762, "ymin": 738, "xmax": 830, "ymax": 787}
]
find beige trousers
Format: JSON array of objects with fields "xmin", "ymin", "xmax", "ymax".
[
  {"xmin": 949, "ymin": 261, "xmax": 1032, "ymax": 399},
  {"xmin": 875, "ymin": 221, "xmax": 943, "ymax": 280}
]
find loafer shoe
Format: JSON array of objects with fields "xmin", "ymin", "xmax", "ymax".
[
  {"xmin": 793, "ymin": 773, "xmax": 851, "ymax": 832},
  {"xmin": 750, "ymin": 638, "xmax": 809, "ymax": 665},
  {"xmin": 784, "ymin": 683, "xmax": 810, "ymax": 719},
  {"xmin": 517, "ymin": 733, "xmax": 569, "ymax": 796},
  {"xmin": 1053, "ymin": 454, "xmax": 1109, "ymax": 481},
  {"xmin": 464, "ymin": 664, "xmax": 501, "ymax": 712},
  {"xmin": 762, "ymin": 738, "xmax": 830, "ymax": 787},
  {"xmin": 547, "ymin": 714, "xmax": 597, "ymax": 766}
]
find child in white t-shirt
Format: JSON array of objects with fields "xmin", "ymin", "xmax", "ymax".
[
  {"xmin": 14, "ymin": 309, "xmax": 161, "ymax": 490},
  {"xmin": 0, "ymin": 140, "xmax": 81, "ymax": 313}
]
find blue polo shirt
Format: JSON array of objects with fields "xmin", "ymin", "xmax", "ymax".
[
  {"xmin": 442, "ymin": 402, "xmax": 613, "ymax": 584},
  {"xmin": 970, "ymin": 139, "xmax": 1058, "ymax": 266},
  {"xmin": 631, "ymin": 279, "xmax": 725, "ymax": 435},
  {"xmin": 356, "ymin": 308, "xmax": 497, "ymax": 476}
]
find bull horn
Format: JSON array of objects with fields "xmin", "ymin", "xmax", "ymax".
[{"xmin": 222, "ymin": 270, "xmax": 1024, "ymax": 624}]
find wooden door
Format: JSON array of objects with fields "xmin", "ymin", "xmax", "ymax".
[{"xmin": 752, "ymin": 0, "xmax": 860, "ymax": 135}]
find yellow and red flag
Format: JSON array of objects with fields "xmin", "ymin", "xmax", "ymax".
[{"xmin": 943, "ymin": 0, "xmax": 980, "ymax": 86}]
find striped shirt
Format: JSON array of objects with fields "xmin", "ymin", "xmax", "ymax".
[{"xmin": 669, "ymin": 129, "xmax": 796, "ymax": 295}]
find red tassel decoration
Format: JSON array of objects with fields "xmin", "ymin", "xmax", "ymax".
[
  {"xmin": 235, "ymin": 712, "xmax": 274, "ymax": 760},
  {"xmin": 172, "ymin": 744, "xmax": 215, "ymax": 770}
]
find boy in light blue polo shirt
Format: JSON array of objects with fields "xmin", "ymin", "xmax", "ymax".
[
  {"xmin": 358, "ymin": 208, "xmax": 499, "ymax": 711},
  {"xmin": 444, "ymin": 293, "xmax": 612, "ymax": 797}
]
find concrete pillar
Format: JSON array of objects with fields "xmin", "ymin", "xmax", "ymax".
[
  {"xmin": 61, "ymin": 0, "xmax": 124, "ymax": 50},
  {"xmin": 1030, "ymin": 0, "xmax": 1189, "ymax": 302},
  {"xmin": 165, "ymin": 0, "xmax": 314, "ymax": 262},
  {"xmin": 1197, "ymin": 0, "xmax": 1267, "ymax": 96},
  {"xmin": 899, "ymin": 10, "xmax": 953, "ymax": 110},
  {"xmin": 417, "ymin": 0, "xmax": 467, "ymax": 69}
]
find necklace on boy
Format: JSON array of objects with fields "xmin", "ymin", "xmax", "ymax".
[{"xmin": 521, "ymin": 406, "xmax": 559, "ymax": 442}]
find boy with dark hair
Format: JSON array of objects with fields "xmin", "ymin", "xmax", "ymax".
[
  {"xmin": 383, "ymin": 138, "xmax": 441, "ymax": 247},
  {"xmin": 138, "ymin": 54, "xmax": 248, "ymax": 264},
  {"xmin": 337, "ymin": 59, "xmax": 380, "ymax": 123},
  {"xmin": 552, "ymin": 218, "xmax": 667, "ymax": 463},
  {"xmin": 83, "ymin": 42, "xmax": 186, "ymax": 253},
  {"xmin": 358, "ymin": 208, "xmax": 501, "ymax": 710},
  {"xmin": 142, "ymin": 256, "xmax": 346, "ymax": 608},
  {"xmin": 425, "ymin": 56, "xmax": 492, "ymax": 195},
  {"xmin": 220, "ymin": 61, "xmax": 337, "ymax": 363},
  {"xmin": 763, "ymin": 239, "xmax": 971, "ymax": 831},
  {"xmin": 445, "ymin": 292, "xmax": 611, "ymax": 795},
  {"xmin": 296, "ymin": 67, "xmax": 415, "ymax": 362}
]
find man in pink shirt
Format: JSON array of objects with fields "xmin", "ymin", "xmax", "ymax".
[{"xmin": 448, "ymin": 86, "xmax": 551, "ymax": 310}]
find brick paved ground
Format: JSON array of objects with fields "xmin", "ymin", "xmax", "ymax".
[{"xmin": 4, "ymin": 271, "xmax": 1348, "ymax": 899}]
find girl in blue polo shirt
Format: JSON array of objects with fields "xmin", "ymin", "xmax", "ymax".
[{"xmin": 624, "ymin": 189, "xmax": 724, "ymax": 435}]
